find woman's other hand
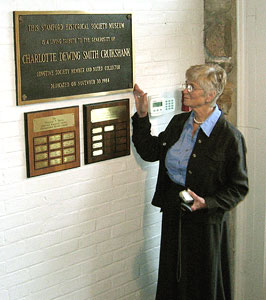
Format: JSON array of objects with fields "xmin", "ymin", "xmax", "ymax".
[
  {"xmin": 188, "ymin": 189, "xmax": 207, "ymax": 211},
  {"xmin": 133, "ymin": 84, "xmax": 148, "ymax": 118}
]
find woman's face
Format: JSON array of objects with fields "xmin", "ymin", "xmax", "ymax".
[{"xmin": 182, "ymin": 81, "xmax": 209, "ymax": 109}]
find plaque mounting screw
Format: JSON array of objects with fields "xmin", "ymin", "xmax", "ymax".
[
  {"xmin": 127, "ymin": 15, "xmax": 131, "ymax": 20},
  {"xmin": 19, "ymin": 16, "xmax": 23, "ymax": 23},
  {"xmin": 22, "ymin": 94, "xmax": 27, "ymax": 100},
  {"xmin": 128, "ymin": 83, "xmax": 133, "ymax": 88}
]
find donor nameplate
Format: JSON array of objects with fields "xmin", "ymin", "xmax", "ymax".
[
  {"xmin": 83, "ymin": 99, "xmax": 130, "ymax": 164},
  {"xmin": 33, "ymin": 113, "xmax": 75, "ymax": 132},
  {"xmin": 24, "ymin": 106, "xmax": 80, "ymax": 177},
  {"xmin": 91, "ymin": 106, "xmax": 127, "ymax": 123}
]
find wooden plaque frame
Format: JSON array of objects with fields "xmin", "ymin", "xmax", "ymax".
[
  {"xmin": 24, "ymin": 106, "xmax": 80, "ymax": 177},
  {"xmin": 83, "ymin": 99, "xmax": 130, "ymax": 164}
]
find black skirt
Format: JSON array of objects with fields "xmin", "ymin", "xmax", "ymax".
[{"xmin": 155, "ymin": 187, "xmax": 232, "ymax": 300}]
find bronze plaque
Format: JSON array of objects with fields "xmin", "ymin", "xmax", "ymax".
[
  {"xmin": 25, "ymin": 106, "xmax": 80, "ymax": 177},
  {"xmin": 14, "ymin": 11, "xmax": 134, "ymax": 105},
  {"xmin": 83, "ymin": 99, "xmax": 130, "ymax": 164}
]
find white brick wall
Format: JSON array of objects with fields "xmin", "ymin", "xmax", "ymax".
[{"xmin": 0, "ymin": 0, "xmax": 204, "ymax": 299}]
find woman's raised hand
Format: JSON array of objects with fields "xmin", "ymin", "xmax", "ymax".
[{"xmin": 133, "ymin": 84, "xmax": 148, "ymax": 118}]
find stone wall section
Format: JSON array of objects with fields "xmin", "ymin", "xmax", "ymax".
[{"xmin": 204, "ymin": 0, "xmax": 236, "ymax": 124}]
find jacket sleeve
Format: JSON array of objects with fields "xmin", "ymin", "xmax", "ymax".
[
  {"xmin": 204, "ymin": 133, "xmax": 249, "ymax": 211},
  {"xmin": 131, "ymin": 112, "xmax": 164, "ymax": 162}
]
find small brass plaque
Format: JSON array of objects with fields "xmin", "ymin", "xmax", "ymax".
[
  {"xmin": 92, "ymin": 142, "xmax": 103, "ymax": 149},
  {"xmin": 35, "ymin": 145, "xmax": 48, "ymax": 153},
  {"xmin": 104, "ymin": 125, "xmax": 115, "ymax": 132},
  {"xmin": 83, "ymin": 99, "xmax": 130, "ymax": 164},
  {"xmin": 33, "ymin": 114, "xmax": 75, "ymax": 132},
  {"xmin": 34, "ymin": 137, "xmax": 47, "ymax": 145},
  {"xmin": 93, "ymin": 150, "xmax": 103, "ymax": 156},
  {"xmin": 63, "ymin": 148, "xmax": 75, "ymax": 155},
  {"xmin": 63, "ymin": 155, "xmax": 75, "ymax": 163},
  {"xmin": 25, "ymin": 106, "xmax": 80, "ymax": 177},
  {"xmin": 50, "ymin": 150, "xmax": 62, "ymax": 158},
  {"xmin": 14, "ymin": 12, "xmax": 133, "ymax": 105},
  {"xmin": 92, "ymin": 135, "xmax": 103, "ymax": 142},
  {"xmin": 35, "ymin": 153, "xmax": 48, "ymax": 161},
  {"xmin": 63, "ymin": 140, "xmax": 75, "ymax": 147},
  {"xmin": 91, "ymin": 106, "xmax": 126, "ymax": 123},
  {"xmin": 49, "ymin": 135, "xmax": 61, "ymax": 142},
  {"xmin": 49, "ymin": 142, "xmax": 61, "ymax": 150},
  {"xmin": 63, "ymin": 132, "xmax": 75, "ymax": 140},
  {"xmin": 92, "ymin": 128, "xmax": 102, "ymax": 134},
  {"xmin": 50, "ymin": 158, "xmax": 62, "ymax": 166},
  {"xmin": 35, "ymin": 160, "xmax": 49, "ymax": 169}
]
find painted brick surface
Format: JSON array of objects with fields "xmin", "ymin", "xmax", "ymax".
[{"xmin": 0, "ymin": 0, "xmax": 204, "ymax": 299}]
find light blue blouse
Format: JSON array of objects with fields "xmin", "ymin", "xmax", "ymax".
[{"xmin": 165, "ymin": 105, "xmax": 221, "ymax": 186}]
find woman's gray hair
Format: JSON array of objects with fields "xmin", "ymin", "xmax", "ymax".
[{"xmin": 185, "ymin": 64, "xmax": 227, "ymax": 106}]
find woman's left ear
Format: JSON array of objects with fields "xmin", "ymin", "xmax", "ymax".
[{"xmin": 206, "ymin": 90, "xmax": 216, "ymax": 103}]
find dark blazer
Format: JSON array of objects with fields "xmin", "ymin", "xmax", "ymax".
[{"xmin": 132, "ymin": 111, "xmax": 249, "ymax": 224}]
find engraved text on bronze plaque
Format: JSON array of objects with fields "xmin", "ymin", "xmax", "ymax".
[{"xmin": 14, "ymin": 11, "xmax": 133, "ymax": 105}]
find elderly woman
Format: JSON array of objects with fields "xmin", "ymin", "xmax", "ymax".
[{"xmin": 132, "ymin": 64, "xmax": 248, "ymax": 300}]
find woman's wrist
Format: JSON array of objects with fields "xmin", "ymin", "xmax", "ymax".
[{"xmin": 138, "ymin": 111, "xmax": 148, "ymax": 118}]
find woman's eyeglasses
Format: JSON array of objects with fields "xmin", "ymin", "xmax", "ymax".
[{"xmin": 181, "ymin": 83, "xmax": 203, "ymax": 93}]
